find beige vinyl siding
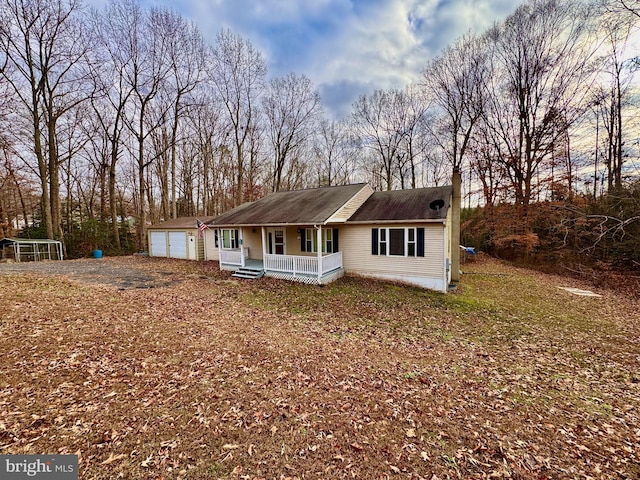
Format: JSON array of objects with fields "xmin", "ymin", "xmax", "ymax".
[
  {"xmin": 285, "ymin": 227, "xmax": 303, "ymax": 255},
  {"xmin": 327, "ymin": 185, "xmax": 374, "ymax": 223},
  {"xmin": 341, "ymin": 223, "xmax": 445, "ymax": 280},
  {"xmin": 240, "ymin": 228, "xmax": 263, "ymax": 259},
  {"xmin": 204, "ymin": 229, "xmax": 219, "ymax": 261}
]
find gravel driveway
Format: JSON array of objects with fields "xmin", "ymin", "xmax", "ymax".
[{"xmin": 0, "ymin": 255, "xmax": 187, "ymax": 289}]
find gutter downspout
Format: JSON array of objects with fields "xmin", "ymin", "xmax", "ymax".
[
  {"xmin": 443, "ymin": 220, "xmax": 449, "ymax": 293},
  {"xmin": 451, "ymin": 168, "xmax": 462, "ymax": 283}
]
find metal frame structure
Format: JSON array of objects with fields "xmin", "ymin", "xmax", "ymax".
[{"xmin": 0, "ymin": 238, "xmax": 64, "ymax": 262}]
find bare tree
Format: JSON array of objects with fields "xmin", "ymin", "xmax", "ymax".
[
  {"xmin": 312, "ymin": 118, "xmax": 357, "ymax": 187},
  {"xmin": 0, "ymin": 0, "xmax": 90, "ymax": 240},
  {"xmin": 156, "ymin": 9, "xmax": 207, "ymax": 218},
  {"xmin": 350, "ymin": 89, "xmax": 409, "ymax": 190},
  {"xmin": 88, "ymin": 0, "xmax": 142, "ymax": 249},
  {"xmin": 422, "ymin": 33, "xmax": 487, "ymax": 172},
  {"xmin": 210, "ymin": 29, "xmax": 267, "ymax": 206},
  {"xmin": 614, "ymin": 0, "xmax": 640, "ymax": 18},
  {"xmin": 482, "ymin": 0, "xmax": 595, "ymax": 211},
  {"xmin": 114, "ymin": 2, "xmax": 172, "ymax": 249},
  {"xmin": 263, "ymin": 72, "xmax": 322, "ymax": 192},
  {"xmin": 186, "ymin": 97, "xmax": 229, "ymax": 215},
  {"xmin": 395, "ymin": 85, "xmax": 432, "ymax": 189},
  {"xmin": 595, "ymin": 6, "xmax": 638, "ymax": 191}
]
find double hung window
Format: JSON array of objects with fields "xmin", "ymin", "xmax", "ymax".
[{"xmin": 372, "ymin": 227, "xmax": 424, "ymax": 257}]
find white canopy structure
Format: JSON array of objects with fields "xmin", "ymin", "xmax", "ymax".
[{"xmin": 0, "ymin": 238, "xmax": 64, "ymax": 262}]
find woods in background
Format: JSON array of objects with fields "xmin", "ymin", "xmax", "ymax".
[{"xmin": 0, "ymin": 0, "xmax": 638, "ymax": 268}]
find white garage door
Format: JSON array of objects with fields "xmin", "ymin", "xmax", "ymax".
[
  {"xmin": 168, "ymin": 232, "xmax": 187, "ymax": 259},
  {"xmin": 149, "ymin": 232, "xmax": 167, "ymax": 257}
]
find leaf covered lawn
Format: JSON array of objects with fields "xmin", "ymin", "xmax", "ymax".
[{"xmin": 0, "ymin": 256, "xmax": 639, "ymax": 479}]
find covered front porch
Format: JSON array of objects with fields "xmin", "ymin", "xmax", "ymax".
[{"xmin": 217, "ymin": 225, "xmax": 344, "ymax": 285}]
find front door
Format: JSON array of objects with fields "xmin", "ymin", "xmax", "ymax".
[
  {"xmin": 187, "ymin": 234, "xmax": 196, "ymax": 260},
  {"xmin": 268, "ymin": 228, "xmax": 286, "ymax": 255}
]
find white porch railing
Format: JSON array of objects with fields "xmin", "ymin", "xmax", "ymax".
[
  {"xmin": 321, "ymin": 252, "xmax": 343, "ymax": 274},
  {"xmin": 264, "ymin": 251, "xmax": 343, "ymax": 276},
  {"xmin": 219, "ymin": 248, "xmax": 249, "ymax": 266},
  {"xmin": 264, "ymin": 254, "xmax": 317, "ymax": 274}
]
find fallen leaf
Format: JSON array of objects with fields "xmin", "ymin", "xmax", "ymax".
[{"xmin": 100, "ymin": 453, "xmax": 126, "ymax": 465}]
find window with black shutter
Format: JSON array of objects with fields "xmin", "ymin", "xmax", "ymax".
[{"xmin": 371, "ymin": 227, "xmax": 423, "ymax": 257}]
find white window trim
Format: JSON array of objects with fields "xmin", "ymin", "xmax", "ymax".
[
  {"xmin": 221, "ymin": 228, "xmax": 238, "ymax": 250},
  {"xmin": 305, "ymin": 228, "xmax": 334, "ymax": 253},
  {"xmin": 377, "ymin": 227, "xmax": 417, "ymax": 257},
  {"xmin": 324, "ymin": 228, "xmax": 333, "ymax": 254}
]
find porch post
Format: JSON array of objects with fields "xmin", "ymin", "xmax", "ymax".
[
  {"xmin": 261, "ymin": 226, "xmax": 267, "ymax": 260},
  {"xmin": 217, "ymin": 230, "xmax": 223, "ymax": 271},
  {"xmin": 316, "ymin": 225, "xmax": 322, "ymax": 281},
  {"xmin": 240, "ymin": 228, "xmax": 245, "ymax": 267}
]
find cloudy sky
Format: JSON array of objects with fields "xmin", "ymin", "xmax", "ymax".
[{"xmin": 95, "ymin": 0, "xmax": 524, "ymax": 118}]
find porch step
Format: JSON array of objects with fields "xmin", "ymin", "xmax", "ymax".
[{"xmin": 232, "ymin": 267, "xmax": 265, "ymax": 280}]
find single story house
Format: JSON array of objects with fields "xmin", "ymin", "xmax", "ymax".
[
  {"xmin": 147, "ymin": 216, "xmax": 215, "ymax": 260},
  {"xmin": 202, "ymin": 172, "xmax": 461, "ymax": 292}
]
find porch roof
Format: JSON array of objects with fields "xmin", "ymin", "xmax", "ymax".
[
  {"xmin": 347, "ymin": 185, "xmax": 453, "ymax": 223},
  {"xmin": 207, "ymin": 184, "xmax": 369, "ymax": 227}
]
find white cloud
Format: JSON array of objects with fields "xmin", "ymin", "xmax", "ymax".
[{"xmin": 88, "ymin": 0, "xmax": 524, "ymax": 117}]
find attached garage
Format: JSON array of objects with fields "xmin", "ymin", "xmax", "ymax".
[
  {"xmin": 168, "ymin": 231, "xmax": 188, "ymax": 259},
  {"xmin": 147, "ymin": 216, "xmax": 215, "ymax": 260},
  {"xmin": 149, "ymin": 231, "xmax": 167, "ymax": 257}
]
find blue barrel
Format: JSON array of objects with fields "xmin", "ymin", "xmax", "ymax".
[{"xmin": 93, "ymin": 249, "xmax": 103, "ymax": 258}]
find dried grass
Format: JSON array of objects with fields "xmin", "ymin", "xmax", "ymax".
[{"xmin": 0, "ymin": 256, "xmax": 638, "ymax": 479}]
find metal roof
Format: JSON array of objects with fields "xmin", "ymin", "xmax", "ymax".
[
  {"xmin": 0, "ymin": 237, "xmax": 63, "ymax": 246},
  {"xmin": 347, "ymin": 185, "xmax": 453, "ymax": 222},
  {"xmin": 147, "ymin": 216, "xmax": 216, "ymax": 230},
  {"xmin": 208, "ymin": 184, "xmax": 369, "ymax": 226}
]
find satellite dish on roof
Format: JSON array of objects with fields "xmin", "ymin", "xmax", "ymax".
[{"xmin": 429, "ymin": 199, "xmax": 445, "ymax": 211}]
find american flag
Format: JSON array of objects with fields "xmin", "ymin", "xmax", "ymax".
[{"xmin": 196, "ymin": 219, "xmax": 208, "ymax": 238}]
